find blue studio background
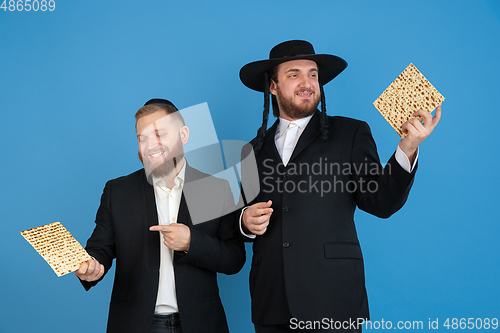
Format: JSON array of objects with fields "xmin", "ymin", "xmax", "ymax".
[{"xmin": 1, "ymin": 1, "xmax": 499, "ymax": 332}]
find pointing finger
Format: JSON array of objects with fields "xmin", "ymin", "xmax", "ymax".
[{"xmin": 150, "ymin": 225, "xmax": 173, "ymax": 232}]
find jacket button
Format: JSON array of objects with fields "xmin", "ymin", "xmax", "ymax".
[
  {"xmin": 283, "ymin": 243, "xmax": 290, "ymax": 248},
  {"xmin": 283, "ymin": 207, "xmax": 289, "ymax": 213},
  {"xmin": 283, "ymin": 174, "xmax": 290, "ymax": 180}
]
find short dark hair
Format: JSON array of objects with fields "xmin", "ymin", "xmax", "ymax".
[{"xmin": 135, "ymin": 104, "xmax": 185, "ymax": 130}]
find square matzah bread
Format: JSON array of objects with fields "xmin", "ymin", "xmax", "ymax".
[
  {"xmin": 373, "ymin": 63, "xmax": 444, "ymax": 138},
  {"xmin": 20, "ymin": 222, "xmax": 91, "ymax": 277}
]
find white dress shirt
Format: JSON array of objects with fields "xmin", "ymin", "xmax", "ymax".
[
  {"xmin": 152, "ymin": 162, "xmax": 186, "ymax": 315},
  {"xmin": 275, "ymin": 115, "xmax": 313, "ymax": 166},
  {"xmin": 239, "ymin": 116, "xmax": 418, "ymax": 238}
]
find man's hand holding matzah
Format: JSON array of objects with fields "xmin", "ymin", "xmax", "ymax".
[
  {"xmin": 20, "ymin": 222, "xmax": 93, "ymax": 277},
  {"xmin": 373, "ymin": 63, "xmax": 445, "ymax": 163},
  {"xmin": 399, "ymin": 104, "xmax": 442, "ymax": 163},
  {"xmin": 75, "ymin": 258, "xmax": 105, "ymax": 282}
]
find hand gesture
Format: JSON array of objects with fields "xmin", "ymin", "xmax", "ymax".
[
  {"xmin": 242, "ymin": 200, "xmax": 273, "ymax": 236},
  {"xmin": 150, "ymin": 223, "xmax": 191, "ymax": 252}
]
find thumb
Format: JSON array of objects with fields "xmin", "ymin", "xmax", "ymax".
[
  {"xmin": 254, "ymin": 200, "xmax": 273, "ymax": 209},
  {"xmin": 76, "ymin": 261, "xmax": 89, "ymax": 275}
]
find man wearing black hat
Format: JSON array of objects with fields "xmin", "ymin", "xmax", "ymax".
[
  {"xmin": 75, "ymin": 99, "xmax": 245, "ymax": 333},
  {"xmin": 238, "ymin": 40, "xmax": 441, "ymax": 332}
]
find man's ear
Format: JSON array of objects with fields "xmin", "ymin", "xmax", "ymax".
[
  {"xmin": 269, "ymin": 79, "xmax": 278, "ymax": 96},
  {"xmin": 180, "ymin": 126, "xmax": 189, "ymax": 144}
]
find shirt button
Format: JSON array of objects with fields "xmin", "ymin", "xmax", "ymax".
[
  {"xmin": 170, "ymin": 194, "xmax": 173, "ymax": 198},
  {"xmin": 283, "ymin": 243, "xmax": 290, "ymax": 248},
  {"xmin": 283, "ymin": 207, "xmax": 289, "ymax": 213},
  {"xmin": 172, "ymin": 217, "xmax": 176, "ymax": 222}
]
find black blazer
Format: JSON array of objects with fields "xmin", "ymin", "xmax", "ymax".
[
  {"xmin": 80, "ymin": 165, "xmax": 245, "ymax": 333},
  {"xmin": 241, "ymin": 111, "xmax": 416, "ymax": 325}
]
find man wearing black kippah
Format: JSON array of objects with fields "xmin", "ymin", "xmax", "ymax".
[
  {"xmin": 238, "ymin": 40, "xmax": 441, "ymax": 332},
  {"xmin": 75, "ymin": 99, "xmax": 245, "ymax": 333}
]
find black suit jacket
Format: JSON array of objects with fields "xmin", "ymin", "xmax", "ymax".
[
  {"xmin": 241, "ymin": 111, "xmax": 416, "ymax": 325},
  {"xmin": 80, "ymin": 165, "xmax": 245, "ymax": 333}
]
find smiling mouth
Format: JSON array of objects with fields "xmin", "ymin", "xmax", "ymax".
[
  {"xmin": 297, "ymin": 91, "xmax": 313, "ymax": 98},
  {"xmin": 149, "ymin": 151, "xmax": 165, "ymax": 159}
]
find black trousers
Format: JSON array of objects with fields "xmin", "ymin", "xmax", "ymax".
[{"xmin": 150, "ymin": 313, "xmax": 182, "ymax": 333}]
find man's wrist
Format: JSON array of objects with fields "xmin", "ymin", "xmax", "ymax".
[
  {"xmin": 239, "ymin": 207, "xmax": 256, "ymax": 239},
  {"xmin": 395, "ymin": 144, "xmax": 419, "ymax": 173}
]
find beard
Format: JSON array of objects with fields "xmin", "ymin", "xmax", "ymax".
[
  {"xmin": 276, "ymin": 86, "xmax": 320, "ymax": 119},
  {"xmin": 139, "ymin": 141, "xmax": 184, "ymax": 182}
]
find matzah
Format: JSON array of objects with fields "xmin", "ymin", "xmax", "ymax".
[
  {"xmin": 20, "ymin": 222, "xmax": 91, "ymax": 277},
  {"xmin": 373, "ymin": 63, "xmax": 445, "ymax": 138}
]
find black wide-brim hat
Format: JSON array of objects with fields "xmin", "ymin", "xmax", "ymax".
[{"xmin": 239, "ymin": 40, "xmax": 347, "ymax": 92}]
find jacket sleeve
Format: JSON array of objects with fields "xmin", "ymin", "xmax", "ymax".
[
  {"xmin": 176, "ymin": 179, "xmax": 246, "ymax": 275},
  {"xmin": 236, "ymin": 142, "xmax": 260, "ymax": 243},
  {"xmin": 351, "ymin": 121, "xmax": 417, "ymax": 218},
  {"xmin": 79, "ymin": 181, "xmax": 116, "ymax": 291}
]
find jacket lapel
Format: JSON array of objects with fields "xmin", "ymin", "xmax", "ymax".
[
  {"xmin": 143, "ymin": 171, "xmax": 161, "ymax": 271},
  {"xmin": 174, "ymin": 167, "xmax": 194, "ymax": 262},
  {"xmin": 262, "ymin": 119, "xmax": 282, "ymax": 164},
  {"xmin": 177, "ymin": 193, "xmax": 193, "ymax": 228},
  {"xmin": 288, "ymin": 111, "xmax": 321, "ymax": 164}
]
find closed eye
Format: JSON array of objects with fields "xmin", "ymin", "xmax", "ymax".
[{"xmin": 155, "ymin": 131, "xmax": 168, "ymax": 138}]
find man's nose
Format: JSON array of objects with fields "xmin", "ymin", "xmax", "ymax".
[
  {"xmin": 298, "ymin": 75, "xmax": 313, "ymax": 88},
  {"xmin": 142, "ymin": 136, "xmax": 162, "ymax": 151}
]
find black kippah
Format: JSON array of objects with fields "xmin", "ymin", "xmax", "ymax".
[{"xmin": 144, "ymin": 98, "xmax": 178, "ymax": 110}]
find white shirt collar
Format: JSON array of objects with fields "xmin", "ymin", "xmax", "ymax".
[
  {"xmin": 276, "ymin": 114, "xmax": 314, "ymax": 138},
  {"xmin": 152, "ymin": 160, "xmax": 187, "ymax": 190}
]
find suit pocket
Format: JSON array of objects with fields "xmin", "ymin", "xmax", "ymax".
[{"xmin": 324, "ymin": 242, "xmax": 362, "ymax": 259}]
